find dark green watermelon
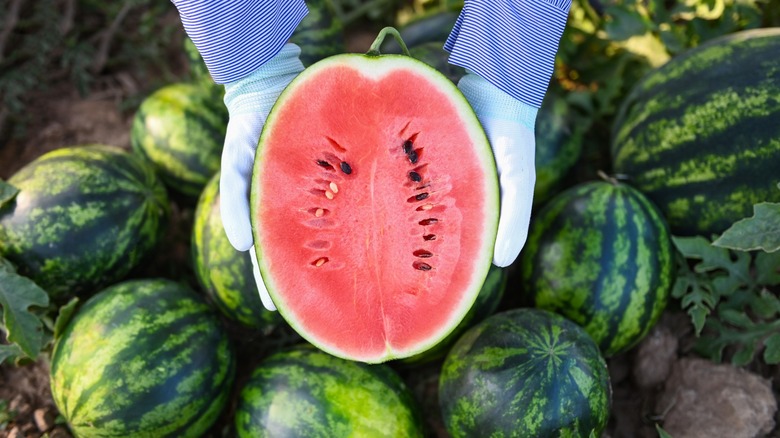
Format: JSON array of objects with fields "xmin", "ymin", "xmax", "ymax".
[
  {"xmin": 534, "ymin": 94, "xmax": 585, "ymax": 206},
  {"xmin": 521, "ymin": 180, "xmax": 674, "ymax": 357},
  {"xmin": 291, "ymin": 0, "xmax": 346, "ymax": 66},
  {"xmin": 235, "ymin": 345, "xmax": 424, "ymax": 437},
  {"xmin": 401, "ymin": 265, "xmax": 506, "ymax": 365},
  {"xmin": 50, "ymin": 279, "xmax": 235, "ymax": 437},
  {"xmin": 409, "ymin": 41, "xmax": 466, "ymax": 84},
  {"xmin": 611, "ymin": 28, "xmax": 780, "ymax": 236},
  {"xmin": 0, "ymin": 145, "xmax": 169, "ymax": 299},
  {"xmin": 131, "ymin": 82, "xmax": 227, "ymax": 197},
  {"xmin": 192, "ymin": 172, "xmax": 282, "ymax": 330},
  {"xmin": 439, "ymin": 308, "xmax": 611, "ymax": 437}
]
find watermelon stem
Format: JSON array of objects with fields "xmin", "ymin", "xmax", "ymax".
[
  {"xmin": 367, "ymin": 27, "xmax": 410, "ymax": 57},
  {"xmin": 597, "ymin": 170, "xmax": 620, "ymax": 186}
]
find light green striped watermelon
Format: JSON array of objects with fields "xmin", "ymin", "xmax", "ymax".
[
  {"xmin": 439, "ymin": 308, "xmax": 611, "ymax": 437},
  {"xmin": 0, "ymin": 145, "xmax": 169, "ymax": 299},
  {"xmin": 50, "ymin": 279, "xmax": 235, "ymax": 437},
  {"xmin": 611, "ymin": 28, "xmax": 780, "ymax": 237},
  {"xmin": 192, "ymin": 172, "xmax": 282, "ymax": 330},
  {"xmin": 234, "ymin": 345, "xmax": 424, "ymax": 437},
  {"xmin": 291, "ymin": 0, "xmax": 346, "ymax": 67},
  {"xmin": 131, "ymin": 82, "xmax": 227, "ymax": 197},
  {"xmin": 521, "ymin": 180, "xmax": 674, "ymax": 357}
]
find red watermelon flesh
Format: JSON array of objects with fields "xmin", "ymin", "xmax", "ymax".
[{"xmin": 251, "ymin": 51, "xmax": 498, "ymax": 363}]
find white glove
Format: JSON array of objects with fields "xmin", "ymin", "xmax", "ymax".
[
  {"xmin": 221, "ymin": 44, "xmax": 305, "ymax": 311},
  {"xmin": 458, "ymin": 73, "xmax": 538, "ymax": 267}
]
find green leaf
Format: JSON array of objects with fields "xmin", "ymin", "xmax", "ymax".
[
  {"xmin": 719, "ymin": 308, "xmax": 754, "ymax": 328},
  {"xmin": 763, "ymin": 333, "xmax": 780, "ymax": 364},
  {"xmin": 0, "ymin": 268, "xmax": 50, "ymax": 358},
  {"xmin": 731, "ymin": 343, "xmax": 755, "ymax": 366},
  {"xmin": 656, "ymin": 424, "xmax": 674, "ymax": 438},
  {"xmin": 0, "ymin": 343, "xmax": 24, "ymax": 366},
  {"xmin": 755, "ymin": 251, "xmax": 780, "ymax": 286},
  {"xmin": 713, "ymin": 203, "xmax": 780, "ymax": 253},
  {"xmin": 53, "ymin": 298, "xmax": 79, "ymax": 340},
  {"xmin": 604, "ymin": 4, "xmax": 652, "ymax": 41},
  {"xmin": 0, "ymin": 180, "xmax": 19, "ymax": 208}
]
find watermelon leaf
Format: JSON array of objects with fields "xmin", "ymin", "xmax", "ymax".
[
  {"xmin": 0, "ymin": 180, "xmax": 18, "ymax": 207},
  {"xmin": 0, "ymin": 264, "xmax": 50, "ymax": 359},
  {"xmin": 656, "ymin": 424, "xmax": 674, "ymax": 438},
  {"xmin": 53, "ymin": 298, "xmax": 80, "ymax": 340},
  {"xmin": 0, "ymin": 343, "xmax": 24, "ymax": 366},
  {"xmin": 604, "ymin": 4, "xmax": 653, "ymax": 41},
  {"xmin": 763, "ymin": 333, "xmax": 780, "ymax": 364},
  {"xmin": 755, "ymin": 251, "xmax": 780, "ymax": 286},
  {"xmin": 713, "ymin": 203, "xmax": 780, "ymax": 253}
]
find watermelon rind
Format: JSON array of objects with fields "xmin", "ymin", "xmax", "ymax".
[
  {"xmin": 50, "ymin": 279, "xmax": 235, "ymax": 437},
  {"xmin": 250, "ymin": 49, "xmax": 499, "ymax": 363},
  {"xmin": 131, "ymin": 82, "xmax": 227, "ymax": 198},
  {"xmin": 0, "ymin": 145, "xmax": 169, "ymax": 299},
  {"xmin": 439, "ymin": 308, "xmax": 612, "ymax": 437},
  {"xmin": 521, "ymin": 180, "xmax": 674, "ymax": 357},
  {"xmin": 235, "ymin": 345, "xmax": 424, "ymax": 437},
  {"xmin": 192, "ymin": 172, "xmax": 282, "ymax": 330},
  {"xmin": 611, "ymin": 28, "xmax": 780, "ymax": 237}
]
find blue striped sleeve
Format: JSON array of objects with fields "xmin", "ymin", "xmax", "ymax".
[
  {"xmin": 171, "ymin": 0, "xmax": 308, "ymax": 84},
  {"xmin": 444, "ymin": 0, "xmax": 571, "ymax": 108}
]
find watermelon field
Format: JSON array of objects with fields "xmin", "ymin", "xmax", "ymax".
[{"xmin": 1, "ymin": 0, "xmax": 780, "ymax": 437}]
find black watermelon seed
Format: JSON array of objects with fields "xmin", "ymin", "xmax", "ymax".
[
  {"xmin": 408, "ymin": 150, "xmax": 418, "ymax": 164},
  {"xmin": 413, "ymin": 249, "xmax": 433, "ymax": 258},
  {"xmin": 317, "ymin": 160, "xmax": 333, "ymax": 169},
  {"xmin": 419, "ymin": 218, "xmax": 438, "ymax": 226},
  {"xmin": 423, "ymin": 234, "xmax": 436, "ymax": 241},
  {"xmin": 409, "ymin": 171, "xmax": 421, "ymax": 182},
  {"xmin": 415, "ymin": 193, "xmax": 429, "ymax": 201},
  {"xmin": 403, "ymin": 140, "xmax": 413, "ymax": 154},
  {"xmin": 413, "ymin": 261, "xmax": 432, "ymax": 271},
  {"xmin": 340, "ymin": 162, "xmax": 352, "ymax": 174}
]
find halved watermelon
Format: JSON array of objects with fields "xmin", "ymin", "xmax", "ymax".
[{"xmin": 250, "ymin": 29, "xmax": 499, "ymax": 363}]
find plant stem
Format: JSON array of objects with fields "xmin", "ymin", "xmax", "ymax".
[{"xmin": 367, "ymin": 27, "xmax": 410, "ymax": 57}]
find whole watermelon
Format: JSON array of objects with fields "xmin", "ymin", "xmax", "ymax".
[
  {"xmin": 612, "ymin": 28, "xmax": 780, "ymax": 236},
  {"xmin": 234, "ymin": 345, "xmax": 424, "ymax": 437},
  {"xmin": 291, "ymin": 0, "xmax": 346, "ymax": 66},
  {"xmin": 521, "ymin": 180, "xmax": 674, "ymax": 357},
  {"xmin": 192, "ymin": 172, "xmax": 282, "ymax": 330},
  {"xmin": 50, "ymin": 279, "xmax": 235, "ymax": 437},
  {"xmin": 131, "ymin": 82, "xmax": 227, "ymax": 197},
  {"xmin": 439, "ymin": 308, "xmax": 611, "ymax": 437},
  {"xmin": 0, "ymin": 145, "xmax": 169, "ymax": 299}
]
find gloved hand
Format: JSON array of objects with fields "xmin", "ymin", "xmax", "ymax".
[
  {"xmin": 220, "ymin": 44, "xmax": 305, "ymax": 311},
  {"xmin": 457, "ymin": 73, "xmax": 538, "ymax": 267}
]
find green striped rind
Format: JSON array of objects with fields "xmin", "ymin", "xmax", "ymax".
[
  {"xmin": 534, "ymin": 94, "xmax": 584, "ymax": 206},
  {"xmin": 408, "ymin": 42, "xmax": 466, "ymax": 84},
  {"xmin": 50, "ymin": 279, "xmax": 235, "ymax": 437},
  {"xmin": 290, "ymin": 0, "xmax": 345, "ymax": 67},
  {"xmin": 235, "ymin": 345, "xmax": 424, "ymax": 437},
  {"xmin": 0, "ymin": 145, "xmax": 169, "ymax": 299},
  {"xmin": 439, "ymin": 308, "xmax": 611, "ymax": 437},
  {"xmin": 131, "ymin": 82, "xmax": 227, "ymax": 197},
  {"xmin": 401, "ymin": 265, "xmax": 507, "ymax": 365},
  {"xmin": 611, "ymin": 28, "xmax": 780, "ymax": 236},
  {"xmin": 521, "ymin": 181, "xmax": 674, "ymax": 357},
  {"xmin": 192, "ymin": 173, "xmax": 282, "ymax": 330}
]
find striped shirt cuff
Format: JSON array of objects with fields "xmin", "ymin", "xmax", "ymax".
[
  {"xmin": 172, "ymin": 0, "xmax": 308, "ymax": 84},
  {"xmin": 444, "ymin": 0, "xmax": 571, "ymax": 108}
]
